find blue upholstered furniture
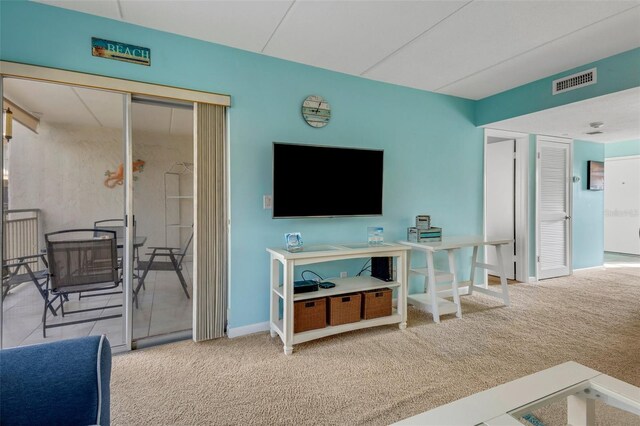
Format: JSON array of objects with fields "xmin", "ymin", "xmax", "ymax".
[{"xmin": 0, "ymin": 335, "xmax": 112, "ymax": 426}]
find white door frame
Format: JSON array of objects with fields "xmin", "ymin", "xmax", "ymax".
[
  {"xmin": 535, "ymin": 135, "xmax": 573, "ymax": 280},
  {"xmin": 483, "ymin": 128, "xmax": 530, "ymax": 283}
]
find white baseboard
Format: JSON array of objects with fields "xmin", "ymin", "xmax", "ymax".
[
  {"xmin": 227, "ymin": 321, "xmax": 270, "ymax": 338},
  {"xmin": 529, "ymin": 276, "xmax": 537, "ymax": 283}
]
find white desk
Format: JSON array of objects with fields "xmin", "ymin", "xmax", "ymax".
[
  {"xmin": 393, "ymin": 361, "xmax": 640, "ymax": 425},
  {"xmin": 267, "ymin": 243, "xmax": 409, "ymax": 355},
  {"xmin": 399, "ymin": 236, "xmax": 512, "ymax": 323}
]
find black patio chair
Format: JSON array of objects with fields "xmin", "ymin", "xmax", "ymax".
[
  {"xmin": 93, "ymin": 218, "xmax": 145, "ymax": 290},
  {"xmin": 2, "ymin": 254, "xmax": 61, "ymax": 316},
  {"xmin": 43, "ymin": 229, "xmax": 122, "ymax": 337},
  {"xmin": 134, "ymin": 231, "xmax": 193, "ymax": 309}
]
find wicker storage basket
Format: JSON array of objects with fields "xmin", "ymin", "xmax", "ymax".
[
  {"xmin": 294, "ymin": 298, "xmax": 326, "ymax": 333},
  {"xmin": 327, "ymin": 293, "xmax": 362, "ymax": 326},
  {"xmin": 361, "ymin": 288, "xmax": 393, "ymax": 319}
]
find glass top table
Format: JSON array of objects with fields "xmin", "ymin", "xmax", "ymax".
[{"xmin": 393, "ymin": 361, "xmax": 640, "ymax": 425}]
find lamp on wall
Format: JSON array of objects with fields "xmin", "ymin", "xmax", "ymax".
[{"xmin": 3, "ymin": 107, "xmax": 13, "ymax": 142}]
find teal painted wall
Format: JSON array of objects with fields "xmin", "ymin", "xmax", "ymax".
[
  {"xmin": 1, "ymin": 2, "xmax": 482, "ymax": 328},
  {"xmin": 476, "ymin": 48, "xmax": 640, "ymax": 126},
  {"xmin": 605, "ymin": 139, "xmax": 640, "ymax": 158},
  {"xmin": 572, "ymin": 140, "xmax": 605, "ymax": 269}
]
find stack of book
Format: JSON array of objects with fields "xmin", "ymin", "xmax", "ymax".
[{"xmin": 408, "ymin": 215, "xmax": 442, "ymax": 242}]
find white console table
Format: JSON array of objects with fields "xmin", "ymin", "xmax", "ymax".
[
  {"xmin": 399, "ymin": 236, "xmax": 512, "ymax": 323},
  {"xmin": 393, "ymin": 361, "xmax": 640, "ymax": 425},
  {"xmin": 267, "ymin": 243, "xmax": 410, "ymax": 355}
]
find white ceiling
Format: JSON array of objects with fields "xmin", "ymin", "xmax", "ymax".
[
  {"xmin": 11, "ymin": 1, "xmax": 640, "ymax": 142},
  {"xmin": 486, "ymin": 86, "xmax": 640, "ymax": 143},
  {"xmin": 36, "ymin": 0, "xmax": 640, "ymax": 100}
]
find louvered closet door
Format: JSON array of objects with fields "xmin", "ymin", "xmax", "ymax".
[{"xmin": 537, "ymin": 139, "xmax": 572, "ymax": 280}]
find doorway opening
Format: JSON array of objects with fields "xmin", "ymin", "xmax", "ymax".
[{"xmin": 484, "ymin": 129, "xmax": 529, "ymax": 284}]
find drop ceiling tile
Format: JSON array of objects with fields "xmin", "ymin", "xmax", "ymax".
[
  {"xmin": 132, "ymin": 103, "xmax": 172, "ymax": 135},
  {"xmin": 35, "ymin": 0, "xmax": 122, "ymax": 20},
  {"xmin": 441, "ymin": 6, "xmax": 640, "ymax": 100},
  {"xmin": 73, "ymin": 87, "xmax": 125, "ymax": 129},
  {"xmin": 170, "ymin": 108, "xmax": 194, "ymax": 136},
  {"xmin": 365, "ymin": 0, "xmax": 639, "ymax": 94},
  {"xmin": 3, "ymin": 78, "xmax": 99, "ymax": 127},
  {"xmin": 119, "ymin": 0, "xmax": 294, "ymax": 52},
  {"xmin": 264, "ymin": 0, "xmax": 467, "ymax": 75}
]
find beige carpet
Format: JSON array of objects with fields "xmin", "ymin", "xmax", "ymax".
[{"xmin": 111, "ymin": 267, "xmax": 640, "ymax": 425}]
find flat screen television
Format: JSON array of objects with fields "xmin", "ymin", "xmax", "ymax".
[{"xmin": 272, "ymin": 142, "xmax": 383, "ymax": 218}]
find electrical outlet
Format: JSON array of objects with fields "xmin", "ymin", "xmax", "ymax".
[
  {"xmin": 263, "ymin": 195, "xmax": 272, "ymax": 209},
  {"xmin": 340, "ymin": 271, "xmax": 347, "ymax": 278}
]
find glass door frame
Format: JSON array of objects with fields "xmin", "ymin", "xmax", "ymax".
[{"xmin": 122, "ymin": 93, "xmax": 134, "ymax": 351}]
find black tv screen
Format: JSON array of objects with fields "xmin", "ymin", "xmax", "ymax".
[{"xmin": 273, "ymin": 142, "xmax": 383, "ymax": 218}]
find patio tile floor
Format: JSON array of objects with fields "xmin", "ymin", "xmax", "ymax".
[{"xmin": 1, "ymin": 262, "xmax": 193, "ymax": 349}]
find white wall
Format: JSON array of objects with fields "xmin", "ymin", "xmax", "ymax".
[
  {"xmin": 604, "ymin": 156, "xmax": 640, "ymax": 255},
  {"xmin": 8, "ymin": 121, "xmax": 192, "ymax": 256}
]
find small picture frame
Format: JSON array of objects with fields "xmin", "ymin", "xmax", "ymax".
[
  {"xmin": 587, "ymin": 160, "xmax": 604, "ymax": 191},
  {"xmin": 284, "ymin": 232, "xmax": 303, "ymax": 252}
]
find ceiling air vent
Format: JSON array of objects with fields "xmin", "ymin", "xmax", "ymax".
[
  {"xmin": 552, "ymin": 68, "xmax": 597, "ymax": 95},
  {"xmin": 586, "ymin": 131, "xmax": 603, "ymax": 135}
]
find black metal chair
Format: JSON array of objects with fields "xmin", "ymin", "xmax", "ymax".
[
  {"xmin": 2, "ymin": 254, "xmax": 61, "ymax": 317},
  {"xmin": 93, "ymin": 218, "xmax": 144, "ymax": 290},
  {"xmin": 43, "ymin": 229, "xmax": 122, "ymax": 337},
  {"xmin": 93, "ymin": 218, "xmax": 125, "ymax": 261},
  {"xmin": 134, "ymin": 232, "xmax": 193, "ymax": 308}
]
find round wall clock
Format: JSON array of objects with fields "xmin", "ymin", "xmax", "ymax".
[{"xmin": 302, "ymin": 95, "xmax": 331, "ymax": 128}]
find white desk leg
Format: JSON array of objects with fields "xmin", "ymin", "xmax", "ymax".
[
  {"xmin": 282, "ymin": 260, "xmax": 295, "ymax": 355},
  {"xmin": 426, "ymin": 251, "xmax": 440, "ymax": 323},
  {"xmin": 493, "ymin": 244, "xmax": 511, "ymax": 306},
  {"xmin": 469, "ymin": 245, "xmax": 479, "ymax": 296},
  {"xmin": 269, "ymin": 256, "xmax": 279, "ymax": 338},
  {"xmin": 447, "ymin": 249, "xmax": 462, "ymax": 318},
  {"xmin": 398, "ymin": 251, "xmax": 407, "ymax": 330},
  {"xmin": 567, "ymin": 394, "xmax": 595, "ymax": 426}
]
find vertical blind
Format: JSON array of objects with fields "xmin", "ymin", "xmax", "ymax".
[{"xmin": 194, "ymin": 103, "xmax": 228, "ymax": 341}]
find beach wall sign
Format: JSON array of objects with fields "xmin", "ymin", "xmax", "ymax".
[{"xmin": 91, "ymin": 37, "xmax": 150, "ymax": 66}]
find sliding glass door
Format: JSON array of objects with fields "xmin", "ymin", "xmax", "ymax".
[
  {"xmin": 130, "ymin": 97, "xmax": 194, "ymax": 342},
  {"xmin": 1, "ymin": 77, "xmax": 128, "ymax": 348},
  {"xmin": 1, "ymin": 75, "xmax": 200, "ymax": 350}
]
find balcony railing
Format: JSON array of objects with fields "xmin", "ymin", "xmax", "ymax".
[{"xmin": 3, "ymin": 209, "xmax": 41, "ymax": 264}]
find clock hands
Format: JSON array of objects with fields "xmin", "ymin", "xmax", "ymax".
[{"xmin": 303, "ymin": 96, "xmax": 329, "ymax": 128}]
